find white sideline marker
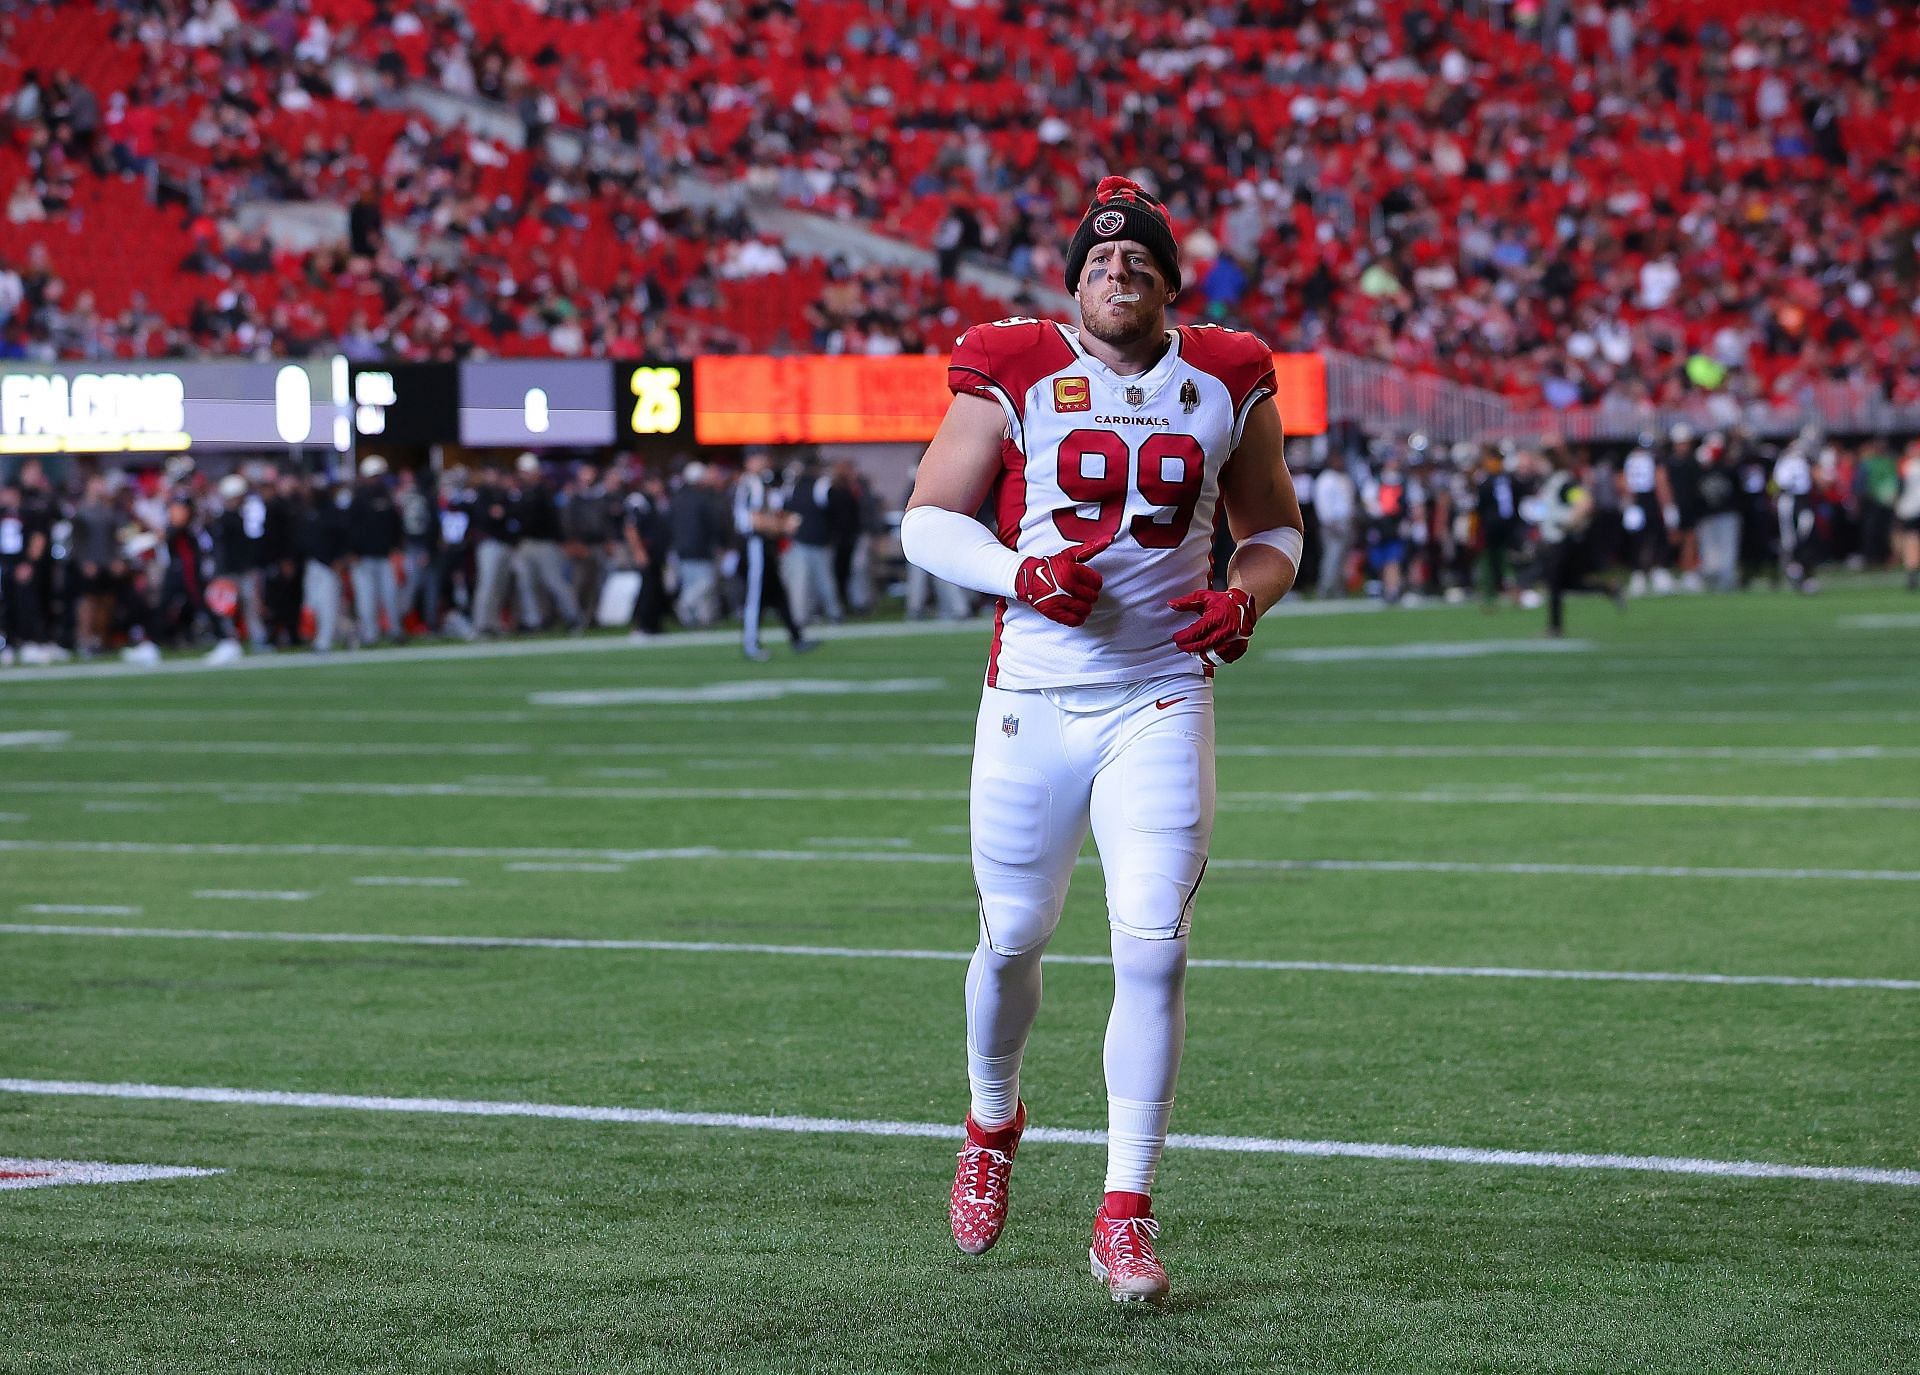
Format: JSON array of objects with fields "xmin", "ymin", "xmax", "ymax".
[
  {"xmin": 351, "ymin": 876, "xmax": 468, "ymax": 888},
  {"xmin": 0, "ymin": 1156, "xmax": 223, "ymax": 1190},
  {"xmin": 1, "ymin": 924, "xmax": 1911, "ymax": 992},
  {"xmin": 504, "ymin": 862, "xmax": 625, "ymax": 874},
  {"xmin": 4, "ymin": 838, "xmax": 1919, "ymax": 884},
  {"xmin": 17, "ymin": 904, "xmax": 142, "ymax": 917},
  {"xmin": 191, "ymin": 890, "xmax": 313, "ymax": 902},
  {"xmin": 1, "ymin": 1078, "xmax": 1911, "ymax": 1189}
]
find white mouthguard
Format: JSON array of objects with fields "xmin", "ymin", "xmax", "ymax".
[{"xmin": 1109, "ymin": 293, "xmax": 1140, "ymax": 304}]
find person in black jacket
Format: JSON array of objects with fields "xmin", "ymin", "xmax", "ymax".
[
  {"xmin": 782, "ymin": 456, "xmax": 843, "ymax": 628},
  {"xmin": 347, "ymin": 456, "xmax": 404, "ymax": 645},
  {"xmin": 262, "ymin": 471, "xmax": 303, "ymax": 647},
  {"xmin": 623, "ymin": 469, "xmax": 672, "ymax": 639},
  {"xmin": 296, "ymin": 478, "xmax": 351, "ymax": 653},
  {"xmin": 509, "ymin": 452, "xmax": 584, "ymax": 632}
]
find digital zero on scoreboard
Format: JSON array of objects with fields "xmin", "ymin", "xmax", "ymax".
[{"xmin": 458, "ymin": 361, "xmax": 616, "ymax": 448}]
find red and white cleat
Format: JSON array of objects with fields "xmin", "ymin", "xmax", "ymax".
[
  {"xmin": 1090, "ymin": 1194, "xmax": 1171, "ymax": 1303},
  {"xmin": 949, "ymin": 1101, "xmax": 1026, "ymax": 1255}
]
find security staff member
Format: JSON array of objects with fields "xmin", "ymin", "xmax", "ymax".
[{"xmin": 732, "ymin": 450, "xmax": 815, "ymax": 662}]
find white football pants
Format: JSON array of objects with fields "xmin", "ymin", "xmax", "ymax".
[{"xmin": 964, "ymin": 673, "xmax": 1215, "ymax": 1195}]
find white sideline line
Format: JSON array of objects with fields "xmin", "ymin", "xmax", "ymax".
[
  {"xmin": 1, "ymin": 1077, "xmax": 1910, "ymax": 1188},
  {"xmin": 9, "ymin": 779, "xmax": 1920, "ymax": 812},
  {"xmin": 1267, "ymin": 639, "xmax": 1592, "ymax": 663},
  {"xmin": 350, "ymin": 876, "xmax": 468, "ymax": 888},
  {"xmin": 3, "ymin": 838, "xmax": 1917, "ymax": 884},
  {"xmin": 0, "ymin": 1156, "xmax": 224, "ymax": 1190},
  {"xmin": 531, "ymin": 677, "xmax": 944, "ymax": 707},
  {"xmin": 190, "ymin": 890, "xmax": 313, "ymax": 902},
  {"xmin": 2, "ymin": 924, "xmax": 1911, "ymax": 992},
  {"xmin": 17, "ymin": 904, "xmax": 142, "ymax": 917},
  {"xmin": 30, "ymin": 739, "xmax": 1920, "ymax": 763}
]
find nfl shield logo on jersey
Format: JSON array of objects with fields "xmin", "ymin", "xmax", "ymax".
[
  {"xmin": 1002, "ymin": 714, "xmax": 1019, "ymax": 737},
  {"xmin": 1124, "ymin": 385, "xmax": 1145, "ymax": 407}
]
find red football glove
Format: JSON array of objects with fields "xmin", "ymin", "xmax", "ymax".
[
  {"xmin": 1015, "ymin": 544, "xmax": 1105, "ymax": 627},
  {"xmin": 1169, "ymin": 587, "xmax": 1257, "ymax": 665}
]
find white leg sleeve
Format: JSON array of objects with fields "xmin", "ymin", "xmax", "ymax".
[
  {"xmin": 964, "ymin": 940, "xmax": 1044, "ymax": 1128},
  {"xmin": 1104, "ymin": 930, "xmax": 1188, "ymax": 1195}
]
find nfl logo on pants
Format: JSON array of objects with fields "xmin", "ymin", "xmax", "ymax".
[{"xmin": 1001, "ymin": 714, "xmax": 1019, "ymax": 738}]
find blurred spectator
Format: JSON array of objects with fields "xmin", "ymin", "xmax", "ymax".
[{"xmin": 347, "ymin": 456, "xmax": 404, "ymax": 644}]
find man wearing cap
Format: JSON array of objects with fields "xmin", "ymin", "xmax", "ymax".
[
  {"xmin": 347, "ymin": 456, "xmax": 404, "ymax": 645},
  {"xmin": 901, "ymin": 174, "xmax": 1304, "ymax": 1303}
]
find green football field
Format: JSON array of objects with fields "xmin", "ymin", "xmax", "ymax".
[{"xmin": 1, "ymin": 586, "xmax": 1915, "ymax": 1373}]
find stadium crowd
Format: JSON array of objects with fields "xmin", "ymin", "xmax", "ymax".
[
  {"xmin": 1, "ymin": 0, "xmax": 1915, "ymax": 416},
  {"xmin": 5, "ymin": 431, "xmax": 1917, "ymax": 666}
]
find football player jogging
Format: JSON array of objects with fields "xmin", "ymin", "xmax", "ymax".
[{"xmin": 901, "ymin": 177, "xmax": 1303, "ymax": 1303}]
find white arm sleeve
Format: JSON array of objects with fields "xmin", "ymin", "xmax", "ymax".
[{"xmin": 899, "ymin": 505, "xmax": 1024, "ymax": 599}]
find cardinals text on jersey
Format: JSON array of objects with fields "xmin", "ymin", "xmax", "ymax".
[{"xmin": 948, "ymin": 319, "xmax": 1276, "ymax": 689}]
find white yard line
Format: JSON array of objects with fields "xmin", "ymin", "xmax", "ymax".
[
  {"xmin": 1, "ymin": 1077, "xmax": 1910, "ymax": 1188},
  {"xmin": 28, "ymin": 739, "xmax": 1920, "ymax": 763},
  {"xmin": 17, "ymin": 904, "xmax": 142, "ymax": 917},
  {"xmin": 0, "ymin": 1156, "xmax": 223, "ymax": 1190},
  {"xmin": 2, "ymin": 923, "xmax": 1911, "ymax": 992},
  {"xmin": 0, "ymin": 730, "xmax": 69, "ymax": 747},
  {"xmin": 1840, "ymin": 613, "xmax": 1920, "ymax": 629},
  {"xmin": 3, "ymin": 838, "xmax": 1917, "ymax": 884},
  {"xmin": 1219, "ymin": 789, "xmax": 1920, "ymax": 813},
  {"xmin": 0, "ymin": 813, "xmax": 24, "ymax": 822},
  {"xmin": 350, "ymin": 876, "xmax": 468, "ymax": 888},
  {"xmin": 9, "ymin": 779, "xmax": 1920, "ymax": 812},
  {"xmin": 191, "ymin": 890, "xmax": 313, "ymax": 902}
]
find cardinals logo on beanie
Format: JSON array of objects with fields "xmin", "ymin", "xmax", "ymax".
[{"xmin": 1064, "ymin": 176, "xmax": 1182, "ymax": 295}]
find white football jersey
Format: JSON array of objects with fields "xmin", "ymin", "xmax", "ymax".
[{"xmin": 949, "ymin": 319, "xmax": 1276, "ymax": 689}]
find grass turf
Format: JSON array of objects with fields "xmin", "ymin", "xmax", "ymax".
[{"xmin": 1, "ymin": 585, "xmax": 1916, "ymax": 1373}]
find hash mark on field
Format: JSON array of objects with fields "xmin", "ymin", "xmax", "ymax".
[
  {"xmin": 350, "ymin": 876, "xmax": 468, "ymax": 888},
  {"xmin": 192, "ymin": 890, "xmax": 313, "ymax": 902},
  {"xmin": 0, "ymin": 1156, "xmax": 223, "ymax": 1190},
  {"xmin": 504, "ymin": 862, "xmax": 624, "ymax": 874},
  {"xmin": 3, "ymin": 1079, "xmax": 1910, "ymax": 1189},
  {"xmin": 82, "ymin": 800, "xmax": 161, "ymax": 813},
  {"xmin": 582, "ymin": 768, "xmax": 664, "ymax": 779},
  {"xmin": 17, "ymin": 904, "xmax": 141, "ymax": 917},
  {"xmin": 220, "ymin": 793, "xmax": 303, "ymax": 805},
  {"xmin": 462, "ymin": 775, "xmax": 548, "ymax": 786},
  {"xmin": 0, "ymin": 813, "xmax": 24, "ymax": 822},
  {"xmin": 805, "ymin": 837, "xmax": 914, "ymax": 848},
  {"xmin": 0, "ymin": 924, "xmax": 1909, "ymax": 992},
  {"xmin": 0, "ymin": 730, "xmax": 69, "ymax": 747},
  {"xmin": 6, "ymin": 839, "xmax": 1920, "ymax": 884},
  {"xmin": 1840, "ymin": 613, "xmax": 1920, "ymax": 629}
]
